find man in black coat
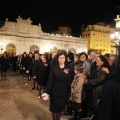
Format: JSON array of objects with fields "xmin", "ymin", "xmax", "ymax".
[
  {"xmin": 91, "ymin": 69, "xmax": 120, "ymax": 120},
  {"xmin": 30, "ymin": 53, "xmax": 41, "ymax": 90},
  {"xmin": 11, "ymin": 53, "xmax": 18, "ymax": 72},
  {"xmin": 63, "ymin": 52, "xmax": 75, "ymax": 115}
]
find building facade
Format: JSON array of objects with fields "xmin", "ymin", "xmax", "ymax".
[
  {"xmin": 82, "ymin": 22, "xmax": 115, "ymax": 54},
  {"xmin": 0, "ymin": 16, "xmax": 88, "ymax": 55},
  {"xmin": 52, "ymin": 27, "xmax": 72, "ymax": 36}
]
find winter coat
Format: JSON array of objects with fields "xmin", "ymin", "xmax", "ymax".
[{"xmin": 70, "ymin": 73, "xmax": 86, "ymax": 103}]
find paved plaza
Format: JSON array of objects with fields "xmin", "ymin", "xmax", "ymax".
[{"xmin": 0, "ymin": 70, "xmax": 90, "ymax": 120}]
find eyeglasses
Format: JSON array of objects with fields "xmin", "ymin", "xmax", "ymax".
[{"xmin": 80, "ymin": 56, "xmax": 86, "ymax": 58}]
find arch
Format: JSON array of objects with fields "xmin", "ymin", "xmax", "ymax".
[
  {"xmin": 30, "ymin": 45, "xmax": 39, "ymax": 53},
  {"xmin": 6, "ymin": 43, "xmax": 16, "ymax": 56}
]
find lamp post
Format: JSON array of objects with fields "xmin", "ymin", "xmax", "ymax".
[{"xmin": 110, "ymin": 31, "xmax": 120, "ymax": 55}]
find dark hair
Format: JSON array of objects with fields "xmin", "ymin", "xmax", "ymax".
[
  {"xmin": 56, "ymin": 49, "xmax": 67, "ymax": 65},
  {"xmin": 104, "ymin": 53, "xmax": 110, "ymax": 60},
  {"xmin": 79, "ymin": 52, "xmax": 88, "ymax": 60},
  {"xmin": 29, "ymin": 52, "xmax": 32, "ymax": 54},
  {"xmin": 50, "ymin": 49, "xmax": 67, "ymax": 66},
  {"xmin": 99, "ymin": 55, "xmax": 109, "ymax": 68},
  {"xmin": 75, "ymin": 54, "xmax": 79, "ymax": 58},
  {"xmin": 42, "ymin": 53, "xmax": 49, "ymax": 61},
  {"xmin": 67, "ymin": 52, "xmax": 74, "ymax": 61}
]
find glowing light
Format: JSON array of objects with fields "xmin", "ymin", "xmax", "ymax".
[{"xmin": 110, "ymin": 34, "xmax": 114, "ymax": 39}]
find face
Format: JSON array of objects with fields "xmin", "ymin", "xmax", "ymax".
[
  {"xmin": 80, "ymin": 55, "xmax": 86, "ymax": 62},
  {"xmin": 108, "ymin": 56, "xmax": 114, "ymax": 66},
  {"xmin": 23, "ymin": 54, "xmax": 27, "ymax": 57},
  {"xmin": 41, "ymin": 55, "xmax": 46, "ymax": 61},
  {"xmin": 35, "ymin": 53, "xmax": 39, "ymax": 59},
  {"xmin": 58, "ymin": 54, "xmax": 65, "ymax": 65},
  {"xmin": 74, "ymin": 69, "xmax": 79, "ymax": 75},
  {"xmin": 29, "ymin": 53, "xmax": 32, "ymax": 57},
  {"xmin": 90, "ymin": 53, "xmax": 96, "ymax": 61},
  {"xmin": 96, "ymin": 57, "xmax": 104, "ymax": 67},
  {"xmin": 74, "ymin": 55, "xmax": 79, "ymax": 63},
  {"xmin": 95, "ymin": 53, "xmax": 100, "ymax": 61}
]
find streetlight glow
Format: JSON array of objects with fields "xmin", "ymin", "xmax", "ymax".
[{"xmin": 110, "ymin": 31, "xmax": 120, "ymax": 54}]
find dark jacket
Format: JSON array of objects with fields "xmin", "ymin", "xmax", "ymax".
[
  {"xmin": 1, "ymin": 56, "xmax": 8, "ymax": 72},
  {"xmin": 67, "ymin": 61, "xmax": 75, "ymax": 83},
  {"xmin": 30, "ymin": 59, "xmax": 40, "ymax": 77},
  {"xmin": 38, "ymin": 61, "xmax": 49, "ymax": 86},
  {"xmin": 45, "ymin": 65, "xmax": 71, "ymax": 98},
  {"xmin": 87, "ymin": 67, "xmax": 107, "ymax": 108},
  {"xmin": 91, "ymin": 71, "xmax": 120, "ymax": 120},
  {"xmin": 20, "ymin": 56, "xmax": 28, "ymax": 70}
]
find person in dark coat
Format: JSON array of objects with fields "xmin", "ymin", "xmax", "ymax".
[
  {"xmin": 41, "ymin": 49, "xmax": 71, "ymax": 120},
  {"xmin": 30, "ymin": 53, "xmax": 41, "ymax": 90},
  {"xmin": 90, "ymin": 68, "xmax": 120, "ymax": 120},
  {"xmin": 26, "ymin": 52, "xmax": 33, "ymax": 81},
  {"xmin": 11, "ymin": 53, "xmax": 18, "ymax": 72},
  {"xmin": 85, "ymin": 55, "xmax": 109, "ymax": 117},
  {"xmin": 20, "ymin": 52, "xmax": 28, "ymax": 77},
  {"xmin": 89, "ymin": 51, "xmax": 101, "ymax": 74},
  {"xmin": 38, "ymin": 53, "xmax": 49, "ymax": 96},
  {"xmin": 63, "ymin": 52, "xmax": 75, "ymax": 115},
  {"xmin": 1, "ymin": 52, "xmax": 8, "ymax": 77}
]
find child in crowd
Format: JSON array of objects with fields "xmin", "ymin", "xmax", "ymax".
[{"xmin": 69, "ymin": 64, "xmax": 86, "ymax": 120}]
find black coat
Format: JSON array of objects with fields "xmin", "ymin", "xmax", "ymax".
[
  {"xmin": 87, "ymin": 67, "xmax": 107, "ymax": 108},
  {"xmin": 20, "ymin": 57, "xmax": 28, "ymax": 70},
  {"xmin": 45, "ymin": 65, "xmax": 71, "ymax": 112},
  {"xmin": 11, "ymin": 56, "xmax": 18, "ymax": 71},
  {"xmin": 0, "ymin": 56, "xmax": 8, "ymax": 72},
  {"xmin": 68, "ymin": 61, "xmax": 75, "ymax": 83},
  {"xmin": 31, "ymin": 59, "xmax": 41, "ymax": 77},
  {"xmin": 26, "ymin": 57, "xmax": 33, "ymax": 70},
  {"xmin": 38, "ymin": 61, "xmax": 49, "ymax": 86},
  {"xmin": 91, "ymin": 72, "xmax": 120, "ymax": 120}
]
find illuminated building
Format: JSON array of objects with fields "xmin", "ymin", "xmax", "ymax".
[
  {"xmin": 0, "ymin": 16, "xmax": 88, "ymax": 55},
  {"xmin": 82, "ymin": 22, "xmax": 115, "ymax": 54}
]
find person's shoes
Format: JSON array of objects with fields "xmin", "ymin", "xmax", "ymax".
[
  {"xmin": 32, "ymin": 87, "xmax": 35, "ymax": 90},
  {"xmin": 37, "ymin": 87, "xmax": 39, "ymax": 90}
]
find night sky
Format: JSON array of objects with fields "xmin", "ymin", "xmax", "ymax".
[{"xmin": 0, "ymin": 0, "xmax": 120, "ymax": 36}]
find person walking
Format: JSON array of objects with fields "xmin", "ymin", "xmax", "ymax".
[{"xmin": 41, "ymin": 49, "xmax": 71, "ymax": 120}]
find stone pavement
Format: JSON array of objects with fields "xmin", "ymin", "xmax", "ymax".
[{"xmin": 0, "ymin": 70, "xmax": 90, "ymax": 120}]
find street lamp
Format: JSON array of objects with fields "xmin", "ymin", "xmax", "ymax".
[{"xmin": 110, "ymin": 31, "xmax": 120, "ymax": 55}]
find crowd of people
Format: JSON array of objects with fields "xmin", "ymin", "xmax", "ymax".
[{"xmin": 0, "ymin": 49, "xmax": 120, "ymax": 120}]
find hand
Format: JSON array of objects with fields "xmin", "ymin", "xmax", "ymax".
[
  {"xmin": 41, "ymin": 93, "xmax": 49, "ymax": 100},
  {"xmin": 33, "ymin": 76, "xmax": 36, "ymax": 79},
  {"xmin": 26, "ymin": 70, "xmax": 29, "ymax": 73},
  {"xmin": 85, "ymin": 79, "xmax": 88, "ymax": 84},
  {"xmin": 44, "ymin": 63, "xmax": 48, "ymax": 67},
  {"xmin": 102, "ymin": 67, "xmax": 109, "ymax": 74}
]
